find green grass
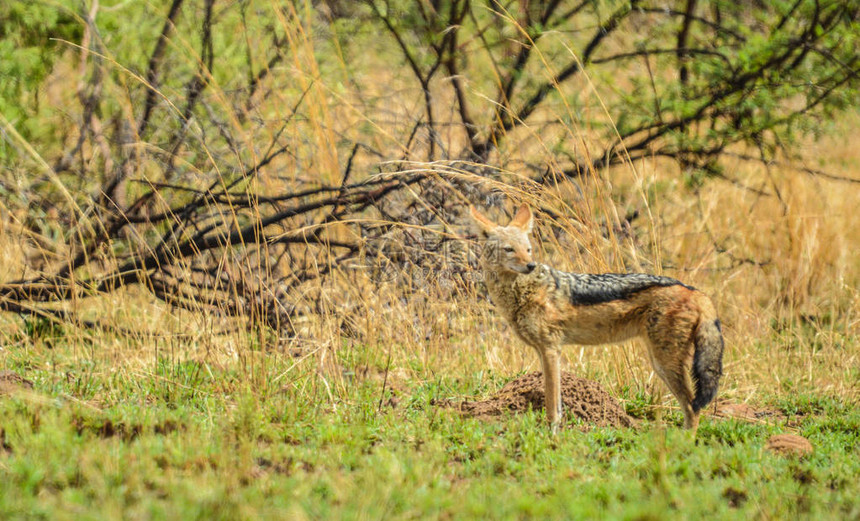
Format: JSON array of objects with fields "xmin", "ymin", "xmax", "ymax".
[{"xmin": 1, "ymin": 336, "xmax": 858, "ymax": 520}]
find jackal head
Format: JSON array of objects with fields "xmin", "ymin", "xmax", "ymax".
[{"xmin": 470, "ymin": 204, "xmax": 536, "ymax": 275}]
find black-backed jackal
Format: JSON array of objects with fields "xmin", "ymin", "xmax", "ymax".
[{"xmin": 471, "ymin": 204, "xmax": 724, "ymax": 432}]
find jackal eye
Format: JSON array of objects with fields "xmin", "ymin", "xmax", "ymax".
[{"xmin": 503, "ymin": 246, "xmax": 514, "ymax": 253}]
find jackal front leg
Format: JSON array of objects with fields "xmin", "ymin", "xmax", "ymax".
[{"xmin": 538, "ymin": 348, "xmax": 563, "ymax": 432}]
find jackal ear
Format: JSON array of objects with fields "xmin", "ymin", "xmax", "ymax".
[
  {"xmin": 470, "ymin": 206, "xmax": 497, "ymax": 237},
  {"xmin": 509, "ymin": 203, "xmax": 533, "ymax": 233}
]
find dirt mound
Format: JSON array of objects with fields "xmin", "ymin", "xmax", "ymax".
[
  {"xmin": 766, "ymin": 434, "xmax": 813, "ymax": 457},
  {"xmin": 455, "ymin": 371, "xmax": 637, "ymax": 429}
]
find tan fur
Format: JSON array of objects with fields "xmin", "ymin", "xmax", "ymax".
[{"xmin": 472, "ymin": 204, "xmax": 723, "ymax": 432}]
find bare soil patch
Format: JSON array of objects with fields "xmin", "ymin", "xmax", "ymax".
[
  {"xmin": 722, "ymin": 486, "xmax": 749, "ymax": 508},
  {"xmin": 766, "ymin": 434, "xmax": 814, "ymax": 457},
  {"xmin": 712, "ymin": 401, "xmax": 787, "ymax": 423},
  {"xmin": 0, "ymin": 371, "xmax": 33, "ymax": 395},
  {"xmin": 451, "ymin": 371, "xmax": 638, "ymax": 429}
]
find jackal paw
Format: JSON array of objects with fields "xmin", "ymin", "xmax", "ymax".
[{"xmin": 549, "ymin": 410, "xmax": 563, "ymax": 434}]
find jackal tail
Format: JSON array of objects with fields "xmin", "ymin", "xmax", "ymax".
[{"xmin": 692, "ymin": 316, "xmax": 724, "ymax": 412}]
